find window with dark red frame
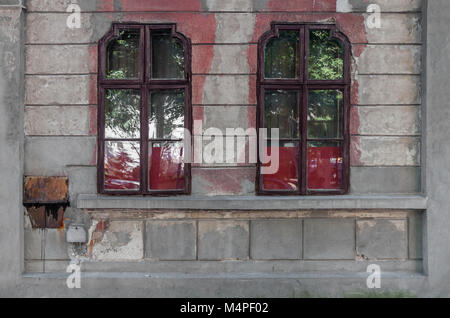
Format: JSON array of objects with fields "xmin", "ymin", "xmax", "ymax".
[
  {"xmin": 98, "ymin": 23, "xmax": 191, "ymax": 195},
  {"xmin": 257, "ymin": 23, "xmax": 350, "ymax": 195}
]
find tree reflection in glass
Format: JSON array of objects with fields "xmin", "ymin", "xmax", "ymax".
[
  {"xmin": 106, "ymin": 29, "xmax": 140, "ymax": 79},
  {"xmin": 149, "ymin": 90, "xmax": 185, "ymax": 140},
  {"xmin": 308, "ymin": 30, "xmax": 343, "ymax": 80},
  {"xmin": 105, "ymin": 89, "xmax": 140, "ymax": 139},
  {"xmin": 264, "ymin": 30, "xmax": 300, "ymax": 79},
  {"xmin": 307, "ymin": 90, "xmax": 343, "ymax": 139},
  {"xmin": 151, "ymin": 30, "xmax": 185, "ymax": 79},
  {"xmin": 264, "ymin": 90, "xmax": 299, "ymax": 139}
]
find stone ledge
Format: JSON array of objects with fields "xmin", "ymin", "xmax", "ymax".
[{"xmin": 77, "ymin": 194, "xmax": 427, "ymax": 211}]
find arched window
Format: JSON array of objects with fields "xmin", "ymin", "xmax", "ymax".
[
  {"xmin": 98, "ymin": 23, "xmax": 191, "ymax": 195},
  {"xmin": 258, "ymin": 23, "xmax": 350, "ymax": 195}
]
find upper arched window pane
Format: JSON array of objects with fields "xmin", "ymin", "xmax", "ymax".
[
  {"xmin": 106, "ymin": 29, "xmax": 141, "ymax": 79},
  {"xmin": 151, "ymin": 30, "xmax": 185, "ymax": 79},
  {"xmin": 308, "ymin": 29, "xmax": 344, "ymax": 80},
  {"xmin": 264, "ymin": 30, "xmax": 300, "ymax": 79}
]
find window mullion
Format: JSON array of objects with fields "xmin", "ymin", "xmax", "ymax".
[
  {"xmin": 141, "ymin": 86, "xmax": 149, "ymax": 194},
  {"xmin": 300, "ymin": 83, "xmax": 307, "ymax": 194}
]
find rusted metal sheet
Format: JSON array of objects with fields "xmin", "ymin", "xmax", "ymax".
[
  {"xmin": 25, "ymin": 205, "xmax": 65, "ymax": 229},
  {"xmin": 24, "ymin": 176, "xmax": 68, "ymax": 228},
  {"xmin": 24, "ymin": 176, "xmax": 69, "ymax": 204}
]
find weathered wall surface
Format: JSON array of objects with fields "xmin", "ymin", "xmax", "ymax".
[
  {"xmin": 2, "ymin": 0, "xmax": 444, "ymax": 297},
  {"xmin": 23, "ymin": 0, "xmax": 423, "ymax": 196},
  {"xmin": 0, "ymin": 2, "xmax": 24, "ymax": 291}
]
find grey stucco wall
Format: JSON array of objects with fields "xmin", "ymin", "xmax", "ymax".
[
  {"xmin": 2, "ymin": 0, "xmax": 450, "ymax": 297},
  {"xmin": 0, "ymin": 1, "xmax": 24, "ymax": 291}
]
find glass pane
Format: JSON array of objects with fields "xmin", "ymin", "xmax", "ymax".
[
  {"xmin": 308, "ymin": 29, "xmax": 344, "ymax": 80},
  {"xmin": 308, "ymin": 90, "xmax": 343, "ymax": 139},
  {"xmin": 264, "ymin": 90, "xmax": 299, "ymax": 139},
  {"xmin": 307, "ymin": 141, "xmax": 343, "ymax": 190},
  {"xmin": 106, "ymin": 29, "xmax": 140, "ymax": 79},
  {"xmin": 105, "ymin": 89, "xmax": 140, "ymax": 139},
  {"xmin": 262, "ymin": 141, "xmax": 299, "ymax": 191},
  {"xmin": 151, "ymin": 30, "xmax": 185, "ymax": 79},
  {"xmin": 149, "ymin": 141, "xmax": 184, "ymax": 190},
  {"xmin": 104, "ymin": 141, "xmax": 140, "ymax": 190},
  {"xmin": 264, "ymin": 30, "xmax": 300, "ymax": 79},
  {"xmin": 149, "ymin": 90, "xmax": 185, "ymax": 139}
]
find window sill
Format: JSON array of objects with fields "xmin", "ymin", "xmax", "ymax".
[{"xmin": 76, "ymin": 194, "xmax": 427, "ymax": 211}]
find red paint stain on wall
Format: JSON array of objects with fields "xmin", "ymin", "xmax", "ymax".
[
  {"xmin": 335, "ymin": 13, "xmax": 367, "ymax": 44},
  {"xmin": 119, "ymin": 0, "xmax": 203, "ymax": 11},
  {"xmin": 351, "ymin": 80, "xmax": 359, "ymax": 105},
  {"xmin": 264, "ymin": 0, "xmax": 335, "ymax": 12},
  {"xmin": 194, "ymin": 168, "xmax": 255, "ymax": 195},
  {"xmin": 89, "ymin": 75, "xmax": 98, "ymax": 105},
  {"xmin": 89, "ymin": 220, "xmax": 108, "ymax": 256},
  {"xmin": 122, "ymin": 13, "xmax": 216, "ymax": 44},
  {"xmin": 192, "ymin": 75, "xmax": 206, "ymax": 104},
  {"xmin": 193, "ymin": 106, "xmax": 204, "ymax": 122},
  {"xmin": 349, "ymin": 106, "xmax": 360, "ymax": 135},
  {"xmin": 248, "ymin": 106, "xmax": 256, "ymax": 129},
  {"xmin": 192, "ymin": 45, "xmax": 214, "ymax": 74},
  {"xmin": 248, "ymin": 75, "xmax": 257, "ymax": 104},
  {"xmin": 245, "ymin": 44, "xmax": 258, "ymax": 74},
  {"xmin": 89, "ymin": 106, "xmax": 98, "ymax": 136},
  {"xmin": 350, "ymin": 136, "xmax": 362, "ymax": 166},
  {"xmin": 89, "ymin": 45, "xmax": 98, "ymax": 73},
  {"xmin": 352, "ymin": 44, "xmax": 366, "ymax": 58},
  {"xmin": 96, "ymin": 0, "xmax": 114, "ymax": 11}
]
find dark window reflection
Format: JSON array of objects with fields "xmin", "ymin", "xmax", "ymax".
[
  {"xmin": 308, "ymin": 29, "xmax": 343, "ymax": 80},
  {"xmin": 307, "ymin": 141, "xmax": 343, "ymax": 190},
  {"xmin": 149, "ymin": 141, "xmax": 184, "ymax": 190},
  {"xmin": 104, "ymin": 141, "xmax": 140, "ymax": 190},
  {"xmin": 264, "ymin": 90, "xmax": 299, "ymax": 139},
  {"xmin": 106, "ymin": 29, "xmax": 140, "ymax": 79},
  {"xmin": 151, "ymin": 30, "xmax": 185, "ymax": 79},
  {"xmin": 308, "ymin": 90, "xmax": 343, "ymax": 139},
  {"xmin": 105, "ymin": 89, "xmax": 140, "ymax": 139},
  {"xmin": 149, "ymin": 90, "xmax": 185, "ymax": 140},
  {"xmin": 264, "ymin": 30, "xmax": 300, "ymax": 79}
]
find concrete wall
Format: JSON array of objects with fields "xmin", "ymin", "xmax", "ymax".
[
  {"xmin": 0, "ymin": 1, "xmax": 24, "ymax": 291},
  {"xmin": 6, "ymin": 0, "xmax": 450, "ymax": 297},
  {"xmin": 23, "ymin": 0, "xmax": 423, "ymax": 196}
]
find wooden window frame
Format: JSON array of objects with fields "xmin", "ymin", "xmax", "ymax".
[
  {"xmin": 257, "ymin": 23, "xmax": 351, "ymax": 195},
  {"xmin": 97, "ymin": 23, "xmax": 192, "ymax": 195}
]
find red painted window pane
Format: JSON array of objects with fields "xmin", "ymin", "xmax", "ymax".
[
  {"xmin": 104, "ymin": 141, "xmax": 140, "ymax": 190},
  {"xmin": 262, "ymin": 142, "xmax": 299, "ymax": 191},
  {"xmin": 149, "ymin": 142, "xmax": 184, "ymax": 190},
  {"xmin": 307, "ymin": 142, "xmax": 342, "ymax": 190}
]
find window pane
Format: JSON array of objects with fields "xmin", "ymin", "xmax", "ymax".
[
  {"xmin": 308, "ymin": 29, "xmax": 343, "ymax": 80},
  {"xmin": 264, "ymin": 90, "xmax": 299, "ymax": 139},
  {"xmin": 307, "ymin": 141, "xmax": 342, "ymax": 190},
  {"xmin": 149, "ymin": 90, "xmax": 185, "ymax": 139},
  {"xmin": 151, "ymin": 30, "xmax": 185, "ymax": 79},
  {"xmin": 264, "ymin": 30, "xmax": 300, "ymax": 79},
  {"xmin": 262, "ymin": 141, "xmax": 299, "ymax": 191},
  {"xmin": 104, "ymin": 141, "xmax": 140, "ymax": 190},
  {"xmin": 105, "ymin": 89, "xmax": 140, "ymax": 139},
  {"xmin": 149, "ymin": 141, "xmax": 184, "ymax": 190},
  {"xmin": 308, "ymin": 90, "xmax": 343, "ymax": 139},
  {"xmin": 106, "ymin": 29, "xmax": 140, "ymax": 79}
]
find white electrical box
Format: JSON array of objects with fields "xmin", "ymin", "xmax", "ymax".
[{"xmin": 66, "ymin": 224, "xmax": 87, "ymax": 243}]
